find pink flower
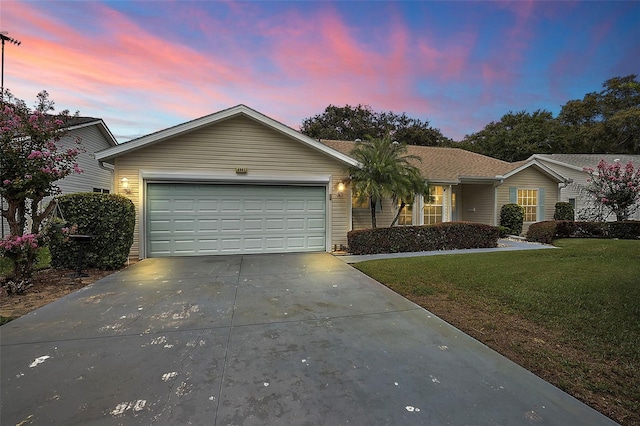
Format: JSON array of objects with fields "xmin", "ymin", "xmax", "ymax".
[
  {"xmin": 27, "ymin": 150, "xmax": 43, "ymax": 159},
  {"xmin": 2, "ymin": 179, "xmax": 11, "ymax": 185}
]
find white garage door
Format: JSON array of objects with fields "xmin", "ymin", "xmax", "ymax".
[{"xmin": 146, "ymin": 183, "xmax": 326, "ymax": 257}]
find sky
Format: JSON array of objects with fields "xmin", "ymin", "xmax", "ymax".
[{"xmin": 2, "ymin": 1, "xmax": 639, "ymax": 143}]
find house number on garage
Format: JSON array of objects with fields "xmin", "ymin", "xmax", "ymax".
[{"xmin": 235, "ymin": 167, "xmax": 248, "ymax": 174}]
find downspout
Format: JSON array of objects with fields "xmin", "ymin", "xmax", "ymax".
[
  {"xmin": 493, "ymin": 178, "xmax": 505, "ymax": 226},
  {"xmin": 558, "ymin": 178, "xmax": 573, "ymax": 203},
  {"xmin": 98, "ymin": 159, "xmax": 115, "ymax": 193}
]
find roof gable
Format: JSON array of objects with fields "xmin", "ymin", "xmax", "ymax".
[
  {"xmin": 67, "ymin": 117, "xmax": 118, "ymax": 147},
  {"xmin": 95, "ymin": 105, "xmax": 357, "ymax": 166}
]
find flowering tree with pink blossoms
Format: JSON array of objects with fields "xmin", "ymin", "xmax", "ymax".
[
  {"xmin": 1, "ymin": 90, "xmax": 83, "ymax": 281},
  {"xmin": 583, "ymin": 159, "xmax": 640, "ymax": 221}
]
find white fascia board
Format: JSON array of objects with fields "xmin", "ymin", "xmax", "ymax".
[
  {"xmin": 458, "ymin": 176, "xmax": 503, "ymax": 184},
  {"xmin": 96, "ymin": 105, "xmax": 359, "ymax": 167},
  {"xmin": 529, "ymin": 155, "xmax": 586, "ymax": 172},
  {"xmin": 140, "ymin": 170, "xmax": 331, "ymax": 185},
  {"xmin": 502, "ymin": 160, "xmax": 568, "ymax": 183}
]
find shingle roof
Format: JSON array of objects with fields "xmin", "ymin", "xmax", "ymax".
[
  {"xmin": 320, "ymin": 140, "xmax": 522, "ymax": 183},
  {"xmin": 66, "ymin": 116, "xmax": 101, "ymax": 127},
  {"xmin": 535, "ymin": 154, "xmax": 640, "ymax": 169}
]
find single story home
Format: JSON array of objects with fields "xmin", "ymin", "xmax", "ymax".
[
  {"xmin": 95, "ymin": 105, "xmax": 570, "ymax": 259},
  {"xmin": 1, "ymin": 117, "xmax": 118, "ymax": 238},
  {"xmin": 322, "ymin": 141, "xmax": 569, "ymax": 232},
  {"xmin": 530, "ymin": 154, "xmax": 640, "ymax": 221}
]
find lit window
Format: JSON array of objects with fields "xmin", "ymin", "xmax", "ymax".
[
  {"xmin": 424, "ymin": 186, "xmax": 443, "ymax": 225},
  {"xmin": 352, "ymin": 194, "xmax": 369, "ymax": 209},
  {"xmin": 518, "ymin": 189, "xmax": 538, "ymax": 222},
  {"xmin": 397, "ymin": 202, "xmax": 413, "ymax": 225}
]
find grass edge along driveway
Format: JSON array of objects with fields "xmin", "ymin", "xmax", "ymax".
[{"xmin": 353, "ymin": 239, "xmax": 639, "ymax": 426}]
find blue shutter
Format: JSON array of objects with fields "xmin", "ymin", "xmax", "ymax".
[
  {"xmin": 537, "ymin": 188, "xmax": 545, "ymax": 221},
  {"xmin": 509, "ymin": 187, "xmax": 517, "ymax": 204}
]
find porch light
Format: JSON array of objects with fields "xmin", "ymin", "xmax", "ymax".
[
  {"xmin": 337, "ymin": 182, "xmax": 346, "ymax": 193},
  {"xmin": 121, "ymin": 177, "xmax": 131, "ymax": 193}
]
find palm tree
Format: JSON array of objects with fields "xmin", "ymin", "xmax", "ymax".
[{"xmin": 348, "ymin": 136, "xmax": 428, "ymax": 228}]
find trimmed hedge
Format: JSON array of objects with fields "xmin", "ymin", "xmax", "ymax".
[
  {"xmin": 347, "ymin": 222, "xmax": 499, "ymax": 255},
  {"xmin": 49, "ymin": 193, "xmax": 135, "ymax": 270},
  {"xmin": 553, "ymin": 202, "xmax": 575, "ymax": 221},
  {"xmin": 526, "ymin": 220, "xmax": 640, "ymax": 243},
  {"xmin": 500, "ymin": 203, "xmax": 524, "ymax": 235}
]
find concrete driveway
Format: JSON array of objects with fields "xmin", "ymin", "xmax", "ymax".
[{"xmin": 1, "ymin": 253, "xmax": 616, "ymax": 425}]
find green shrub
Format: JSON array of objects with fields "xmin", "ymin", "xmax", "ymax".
[
  {"xmin": 49, "ymin": 193, "xmax": 135, "ymax": 270},
  {"xmin": 500, "ymin": 203, "xmax": 524, "ymax": 235},
  {"xmin": 609, "ymin": 221, "xmax": 640, "ymax": 239},
  {"xmin": 498, "ymin": 226, "xmax": 510, "ymax": 238},
  {"xmin": 526, "ymin": 221, "xmax": 558, "ymax": 244},
  {"xmin": 527, "ymin": 220, "xmax": 640, "ymax": 243},
  {"xmin": 347, "ymin": 222, "xmax": 499, "ymax": 255},
  {"xmin": 553, "ymin": 202, "xmax": 574, "ymax": 221}
]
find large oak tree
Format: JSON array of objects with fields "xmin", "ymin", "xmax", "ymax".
[{"xmin": 301, "ymin": 104, "xmax": 452, "ymax": 146}]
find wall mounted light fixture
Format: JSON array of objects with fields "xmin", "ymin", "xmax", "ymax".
[{"xmin": 121, "ymin": 177, "xmax": 131, "ymax": 194}]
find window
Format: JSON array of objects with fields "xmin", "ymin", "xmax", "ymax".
[
  {"xmin": 352, "ymin": 194, "xmax": 369, "ymax": 209},
  {"xmin": 397, "ymin": 202, "xmax": 412, "ymax": 225},
  {"xmin": 93, "ymin": 188, "xmax": 110, "ymax": 194},
  {"xmin": 518, "ymin": 189, "xmax": 538, "ymax": 222},
  {"xmin": 424, "ymin": 186, "xmax": 443, "ymax": 225},
  {"xmin": 568, "ymin": 198, "xmax": 576, "ymax": 209}
]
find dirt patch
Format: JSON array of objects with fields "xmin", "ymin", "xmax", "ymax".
[{"xmin": 0, "ymin": 267, "xmax": 123, "ymax": 319}]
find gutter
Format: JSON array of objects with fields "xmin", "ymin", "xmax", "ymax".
[{"xmin": 97, "ymin": 158, "xmax": 115, "ymax": 192}]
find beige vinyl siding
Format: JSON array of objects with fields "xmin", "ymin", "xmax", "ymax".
[
  {"xmin": 498, "ymin": 167, "xmax": 560, "ymax": 232},
  {"xmin": 113, "ymin": 116, "xmax": 350, "ymax": 258},
  {"xmin": 351, "ymin": 198, "xmax": 396, "ymax": 230},
  {"xmin": 459, "ymin": 184, "xmax": 495, "ymax": 225}
]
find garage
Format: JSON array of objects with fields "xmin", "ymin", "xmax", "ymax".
[{"xmin": 146, "ymin": 183, "xmax": 326, "ymax": 257}]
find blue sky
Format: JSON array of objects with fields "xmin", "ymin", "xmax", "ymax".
[{"xmin": 3, "ymin": 0, "xmax": 639, "ymax": 142}]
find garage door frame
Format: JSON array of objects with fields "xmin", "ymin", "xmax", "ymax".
[{"xmin": 138, "ymin": 171, "xmax": 333, "ymax": 258}]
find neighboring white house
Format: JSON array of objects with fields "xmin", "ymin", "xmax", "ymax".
[
  {"xmin": 1, "ymin": 117, "xmax": 118, "ymax": 238},
  {"xmin": 531, "ymin": 154, "xmax": 640, "ymax": 221}
]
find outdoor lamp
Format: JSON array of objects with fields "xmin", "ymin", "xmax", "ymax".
[{"xmin": 121, "ymin": 177, "xmax": 131, "ymax": 193}]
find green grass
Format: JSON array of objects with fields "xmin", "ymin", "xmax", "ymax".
[
  {"xmin": 354, "ymin": 239, "xmax": 640, "ymax": 424},
  {"xmin": 0, "ymin": 246, "xmax": 51, "ymax": 278}
]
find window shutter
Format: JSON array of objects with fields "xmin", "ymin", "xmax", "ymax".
[
  {"xmin": 509, "ymin": 187, "xmax": 517, "ymax": 204},
  {"xmin": 537, "ymin": 188, "xmax": 545, "ymax": 221}
]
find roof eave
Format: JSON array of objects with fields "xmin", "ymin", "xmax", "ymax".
[{"xmin": 95, "ymin": 105, "xmax": 358, "ymax": 166}]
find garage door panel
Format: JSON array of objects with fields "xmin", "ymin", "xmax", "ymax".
[
  {"xmin": 147, "ymin": 184, "xmax": 326, "ymax": 257},
  {"xmin": 198, "ymin": 219, "xmax": 219, "ymax": 232},
  {"xmin": 307, "ymin": 218, "xmax": 325, "ymax": 230},
  {"xmin": 308, "ymin": 200, "xmax": 324, "ymax": 211},
  {"xmin": 198, "ymin": 200, "xmax": 219, "ymax": 213},
  {"xmin": 266, "ymin": 200, "xmax": 284, "ymax": 212}
]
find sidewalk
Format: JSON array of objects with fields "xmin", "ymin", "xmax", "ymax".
[{"xmin": 336, "ymin": 238, "xmax": 556, "ymax": 263}]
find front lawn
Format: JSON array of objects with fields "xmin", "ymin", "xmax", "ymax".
[{"xmin": 353, "ymin": 239, "xmax": 640, "ymax": 425}]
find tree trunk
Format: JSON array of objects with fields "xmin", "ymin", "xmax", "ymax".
[
  {"xmin": 31, "ymin": 198, "xmax": 56, "ymax": 235},
  {"xmin": 390, "ymin": 201, "xmax": 405, "ymax": 227},
  {"xmin": 3, "ymin": 198, "xmax": 26, "ymax": 237},
  {"xmin": 370, "ymin": 198, "xmax": 377, "ymax": 229}
]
